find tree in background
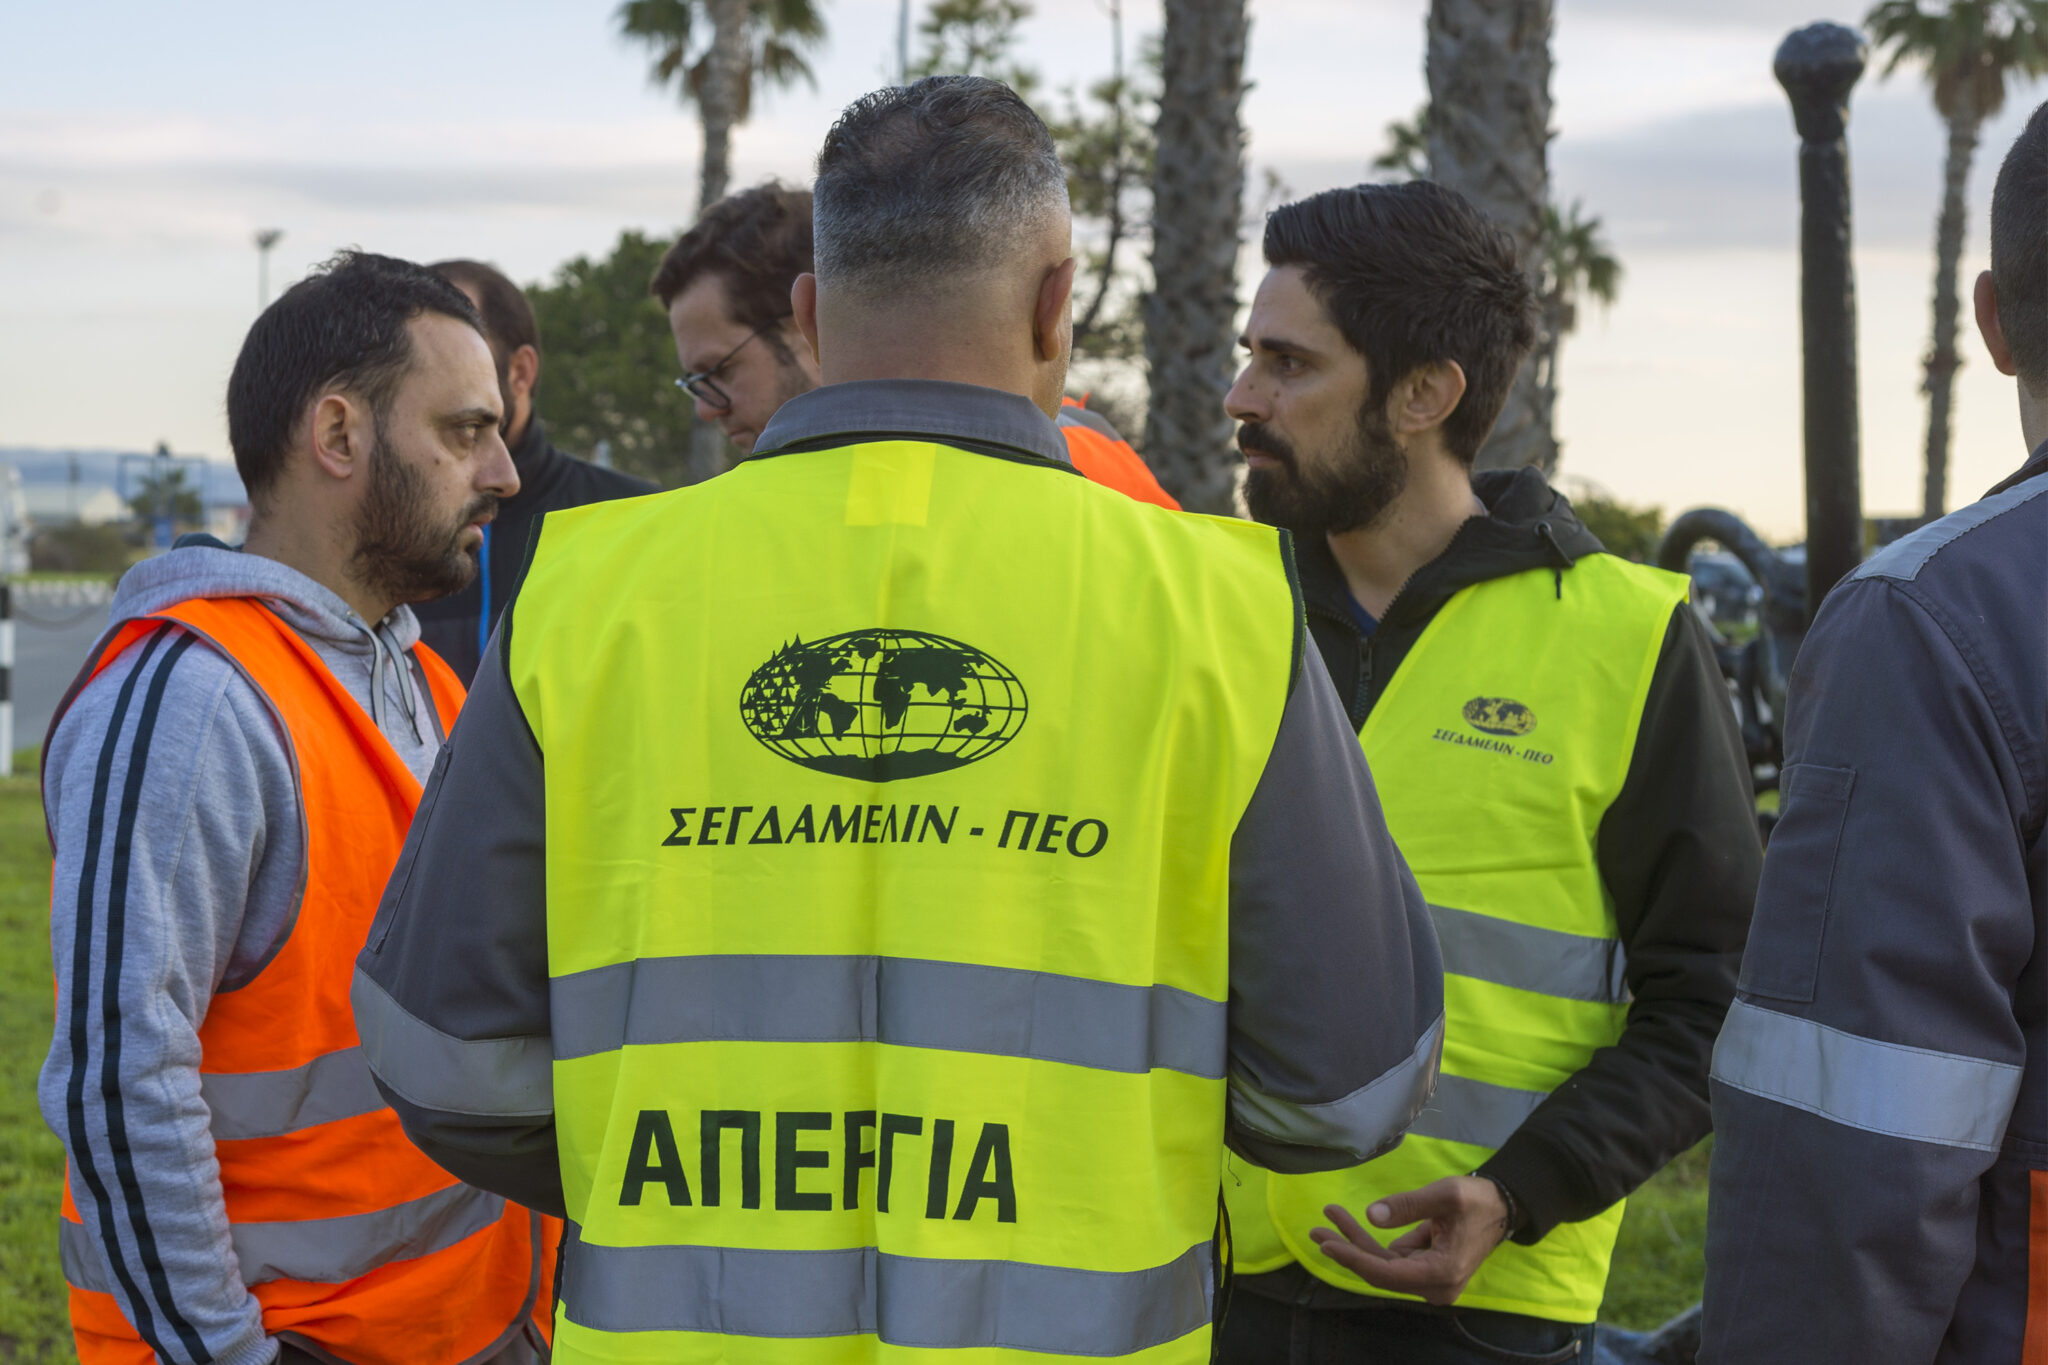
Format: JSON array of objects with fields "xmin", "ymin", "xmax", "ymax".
[
  {"xmin": 1866, "ymin": 0, "xmax": 2048, "ymax": 518},
  {"xmin": 1050, "ymin": 4, "xmax": 1158, "ymax": 433},
  {"xmin": 1427, "ymin": 0, "xmax": 1557, "ymax": 472},
  {"xmin": 125, "ymin": 467, "xmax": 203, "ymax": 528},
  {"xmin": 910, "ymin": 0, "xmax": 1039, "ymax": 96},
  {"xmin": 1567, "ymin": 490, "xmax": 1663, "ymax": 562},
  {"xmin": 616, "ymin": 0, "xmax": 828, "ymax": 212},
  {"xmin": 618, "ymin": 0, "xmax": 822, "ymax": 484},
  {"xmin": 1372, "ymin": 104, "xmax": 1431, "ymax": 180},
  {"xmin": 1145, "ymin": 0, "xmax": 1250, "ymax": 513},
  {"xmin": 913, "ymin": 0, "xmax": 1155, "ymax": 428},
  {"xmin": 528, "ymin": 231, "xmax": 698, "ymax": 488},
  {"xmin": 1533, "ymin": 201, "xmax": 1622, "ymax": 466}
]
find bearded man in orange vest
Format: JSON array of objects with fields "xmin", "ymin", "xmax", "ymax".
[{"xmin": 40, "ymin": 250, "xmax": 556, "ymax": 1365}]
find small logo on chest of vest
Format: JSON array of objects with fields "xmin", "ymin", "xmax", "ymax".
[
  {"xmin": 1461, "ymin": 696, "xmax": 1537, "ymax": 737},
  {"xmin": 1429, "ymin": 696, "xmax": 1554, "ymax": 765},
  {"xmin": 739, "ymin": 630, "xmax": 1029, "ymax": 781}
]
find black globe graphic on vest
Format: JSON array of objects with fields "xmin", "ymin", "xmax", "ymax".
[{"xmin": 739, "ymin": 630, "xmax": 1028, "ymax": 780}]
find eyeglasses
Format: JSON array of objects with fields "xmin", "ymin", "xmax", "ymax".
[{"xmin": 674, "ymin": 319, "xmax": 787, "ymax": 410}]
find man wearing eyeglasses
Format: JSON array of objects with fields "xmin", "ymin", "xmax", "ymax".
[
  {"xmin": 656, "ymin": 180, "xmax": 1181, "ymax": 509},
  {"xmin": 411, "ymin": 259, "xmax": 658, "ymax": 683},
  {"xmin": 655, "ymin": 183, "xmax": 824, "ymax": 459}
]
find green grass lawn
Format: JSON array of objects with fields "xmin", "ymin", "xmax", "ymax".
[
  {"xmin": 0, "ymin": 759, "xmax": 72, "ymax": 1364},
  {"xmin": 0, "ymin": 753, "xmax": 1707, "ymax": 1354},
  {"xmin": 1602, "ymin": 1139, "xmax": 1710, "ymax": 1330}
]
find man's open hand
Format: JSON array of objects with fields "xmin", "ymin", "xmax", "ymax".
[{"xmin": 1307, "ymin": 1175, "xmax": 1514, "ymax": 1306}]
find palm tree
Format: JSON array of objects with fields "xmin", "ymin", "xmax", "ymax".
[
  {"xmin": 617, "ymin": 0, "xmax": 827, "ymax": 214},
  {"xmin": 619, "ymin": 0, "xmax": 824, "ymax": 484},
  {"xmin": 1867, "ymin": 0, "xmax": 2048, "ymax": 518},
  {"xmin": 1373, "ymin": 105, "xmax": 1431, "ymax": 181},
  {"xmin": 1426, "ymin": 0, "xmax": 1556, "ymax": 472},
  {"xmin": 910, "ymin": 0, "xmax": 1039, "ymax": 96},
  {"xmin": 1144, "ymin": 0, "xmax": 1249, "ymax": 513},
  {"xmin": 1532, "ymin": 202, "xmax": 1622, "ymax": 468}
]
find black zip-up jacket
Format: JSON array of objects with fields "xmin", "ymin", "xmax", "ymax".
[
  {"xmin": 415, "ymin": 416, "xmax": 657, "ymax": 683},
  {"xmin": 1246, "ymin": 466, "xmax": 1761, "ymax": 1308}
]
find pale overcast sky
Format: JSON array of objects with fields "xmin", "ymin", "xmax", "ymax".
[{"xmin": 5, "ymin": 0, "xmax": 2046, "ymax": 536}]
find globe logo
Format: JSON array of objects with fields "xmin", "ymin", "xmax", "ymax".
[
  {"xmin": 738, "ymin": 629, "xmax": 1029, "ymax": 781},
  {"xmin": 1463, "ymin": 696, "xmax": 1537, "ymax": 738}
]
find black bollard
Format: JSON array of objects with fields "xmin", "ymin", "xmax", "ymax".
[{"xmin": 1775, "ymin": 23, "xmax": 1868, "ymax": 611}]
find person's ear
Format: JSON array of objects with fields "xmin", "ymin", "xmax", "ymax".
[
  {"xmin": 1975, "ymin": 270, "xmax": 2018, "ymax": 377},
  {"xmin": 792, "ymin": 273, "xmax": 822, "ymax": 363},
  {"xmin": 1391, "ymin": 360, "xmax": 1468, "ymax": 437},
  {"xmin": 308, "ymin": 393, "xmax": 365, "ymax": 482},
  {"xmin": 507, "ymin": 344, "xmax": 540, "ymax": 402},
  {"xmin": 1033, "ymin": 257, "xmax": 1078, "ymax": 363}
]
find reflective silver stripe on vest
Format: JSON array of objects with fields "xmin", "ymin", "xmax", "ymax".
[
  {"xmin": 551, "ymin": 954, "xmax": 1227, "ymax": 1079},
  {"xmin": 352, "ymin": 967, "xmax": 555, "ymax": 1118},
  {"xmin": 1406, "ymin": 1072, "xmax": 1548, "ymax": 1150},
  {"xmin": 233, "ymin": 1181, "xmax": 506, "ymax": 1284},
  {"xmin": 1230, "ymin": 1013, "xmax": 1443, "ymax": 1161},
  {"xmin": 59, "ymin": 1218, "xmax": 110, "ymax": 1293},
  {"xmin": 201, "ymin": 1045, "xmax": 388, "ymax": 1141},
  {"xmin": 60, "ymin": 1182, "xmax": 505, "ymax": 1291},
  {"xmin": 1430, "ymin": 904, "xmax": 1627, "ymax": 1005},
  {"xmin": 1712, "ymin": 998, "xmax": 2022, "ymax": 1153},
  {"xmin": 561, "ymin": 1225, "xmax": 1212, "ymax": 1352}
]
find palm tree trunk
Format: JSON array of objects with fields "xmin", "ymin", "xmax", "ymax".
[
  {"xmin": 1426, "ymin": 0, "xmax": 1555, "ymax": 472},
  {"xmin": 1143, "ymin": 0, "xmax": 1249, "ymax": 514},
  {"xmin": 1922, "ymin": 90, "xmax": 1979, "ymax": 521},
  {"xmin": 686, "ymin": 0, "xmax": 749, "ymax": 483},
  {"xmin": 697, "ymin": 0, "xmax": 749, "ymax": 214}
]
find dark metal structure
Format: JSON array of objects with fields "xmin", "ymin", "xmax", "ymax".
[
  {"xmin": 1776, "ymin": 22, "xmax": 1869, "ymax": 609},
  {"xmin": 1654, "ymin": 23, "xmax": 1871, "ymax": 823}
]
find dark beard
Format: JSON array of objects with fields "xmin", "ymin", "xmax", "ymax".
[
  {"xmin": 1241, "ymin": 401, "xmax": 1409, "ymax": 538},
  {"xmin": 349, "ymin": 423, "xmax": 499, "ymax": 606}
]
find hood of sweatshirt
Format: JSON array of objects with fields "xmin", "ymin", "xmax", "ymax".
[
  {"xmin": 1297, "ymin": 464, "xmax": 1605, "ymax": 637},
  {"xmin": 106, "ymin": 538, "xmax": 441, "ymax": 770}
]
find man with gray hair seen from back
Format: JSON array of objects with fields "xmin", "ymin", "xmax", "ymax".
[
  {"xmin": 354, "ymin": 76, "xmax": 1446, "ymax": 1362},
  {"xmin": 1702, "ymin": 99, "xmax": 2048, "ymax": 1364}
]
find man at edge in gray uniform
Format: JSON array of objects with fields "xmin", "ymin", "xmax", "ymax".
[{"xmin": 1702, "ymin": 101, "xmax": 2048, "ymax": 1364}]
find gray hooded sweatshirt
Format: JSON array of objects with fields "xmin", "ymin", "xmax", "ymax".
[{"xmin": 39, "ymin": 544, "xmax": 444, "ymax": 1365}]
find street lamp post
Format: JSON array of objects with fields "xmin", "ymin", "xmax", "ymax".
[
  {"xmin": 254, "ymin": 228, "xmax": 284, "ymax": 309},
  {"xmin": 1775, "ymin": 22, "xmax": 1868, "ymax": 610}
]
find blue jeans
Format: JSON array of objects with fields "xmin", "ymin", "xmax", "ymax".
[{"xmin": 1216, "ymin": 1288, "xmax": 1596, "ymax": 1364}]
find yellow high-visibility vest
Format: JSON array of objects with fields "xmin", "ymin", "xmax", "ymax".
[
  {"xmin": 507, "ymin": 435, "xmax": 1301, "ymax": 1363},
  {"xmin": 1225, "ymin": 556, "xmax": 1688, "ymax": 1324}
]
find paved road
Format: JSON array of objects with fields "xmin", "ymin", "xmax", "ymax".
[{"xmin": 14, "ymin": 592, "xmax": 111, "ymax": 756}]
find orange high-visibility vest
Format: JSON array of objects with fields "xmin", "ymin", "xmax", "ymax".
[
  {"xmin": 53, "ymin": 596, "xmax": 557, "ymax": 1365},
  {"xmin": 1059, "ymin": 398, "xmax": 1182, "ymax": 510}
]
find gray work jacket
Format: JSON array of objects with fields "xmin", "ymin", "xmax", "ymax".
[{"xmin": 1703, "ymin": 444, "xmax": 2048, "ymax": 1363}]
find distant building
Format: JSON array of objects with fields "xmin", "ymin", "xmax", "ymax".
[{"xmin": 23, "ymin": 482, "xmax": 127, "ymax": 527}]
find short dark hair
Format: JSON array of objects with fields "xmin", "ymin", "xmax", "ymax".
[
  {"xmin": 1991, "ymin": 100, "xmax": 2048, "ymax": 392},
  {"xmin": 1264, "ymin": 182, "xmax": 1538, "ymax": 465},
  {"xmin": 813, "ymin": 76, "xmax": 1066, "ymax": 298},
  {"xmin": 650, "ymin": 181, "xmax": 814, "ymax": 360},
  {"xmin": 226, "ymin": 250, "xmax": 483, "ymax": 500},
  {"xmin": 430, "ymin": 258, "xmax": 539, "ymax": 361}
]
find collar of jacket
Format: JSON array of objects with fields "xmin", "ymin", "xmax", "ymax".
[
  {"xmin": 503, "ymin": 415, "xmax": 561, "ymax": 499},
  {"xmin": 1987, "ymin": 439, "xmax": 2048, "ymax": 497},
  {"xmin": 1295, "ymin": 464, "xmax": 1607, "ymax": 633},
  {"xmin": 751, "ymin": 379, "xmax": 1074, "ymax": 468}
]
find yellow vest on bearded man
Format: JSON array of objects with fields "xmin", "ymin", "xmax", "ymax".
[
  {"xmin": 506, "ymin": 433, "xmax": 1304, "ymax": 1362},
  {"xmin": 1224, "ymin": 554, "xmax": 1688, "ymax": 1325}
]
